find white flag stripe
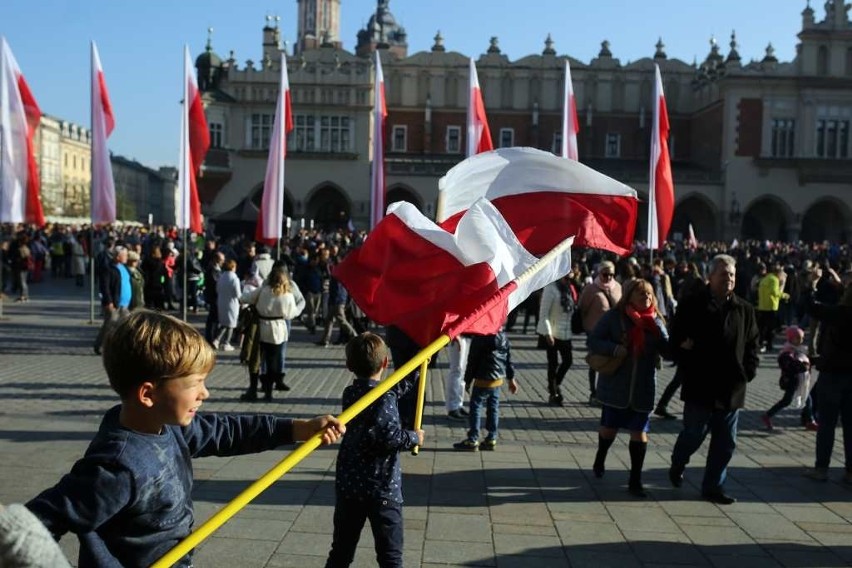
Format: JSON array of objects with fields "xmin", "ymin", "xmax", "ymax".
[
  {"xmin": 260, "ymin": 52, "xmax": 289, "ymax": 241},
  {"xmin": 90, "ymin": 41, "xmax": 116, "ymax": 224},
  {"xmin": 561, "ymin": 59, "xmax": 579, "ymax": 161},
  {"xmin": 176, "ymin": 45, "xmax": 193, "ymax": 229},
  {"xmin": 0, "ymin": 37, "xmax": 29, "ymax": 223},
  {"xmin": 369, "ymin": 52, "xmax": 385, "ymax": 230}
]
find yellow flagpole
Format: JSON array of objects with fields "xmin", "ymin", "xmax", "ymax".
[
  {"xmin": 152, "ymin": 334, "xmax": 450, "ymax": 568},
  {"xmin": 410, "ymin": 357, "xmax": 429, "ymax": 456}
]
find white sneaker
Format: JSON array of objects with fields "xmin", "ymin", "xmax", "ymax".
[
  {"xmin": 212, "ymin": 340, "xmax": 220, "ymax": 350},
  {"xmin": 222, "ymin": 344, "xmax": 236, "ymax": 352}
]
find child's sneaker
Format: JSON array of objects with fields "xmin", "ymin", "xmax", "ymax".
[
  {"xmin": 480, "ymin": 438, "xmax": 497, "ymax": 451},
  {"xmin": 804, "ymin": 421, "xmax": 819, "ymax": 432},
  {"xmin": 761, "ymin": 414, "xmax": 774, "ymax": 431},
  {"xmin": 453, "ymin": 439, "xmax": 479, "ymax": 452}
]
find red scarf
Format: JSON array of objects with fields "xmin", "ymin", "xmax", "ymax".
[{"xmin": 625, "ymin": 305, "xmax": 661, "ymax": 356}]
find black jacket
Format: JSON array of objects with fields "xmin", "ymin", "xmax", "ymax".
[
  {"xmin": 671, "ymin": 285, "xmax": 759, "ymax": 410},
  {"xmin": 809, "ymin": 301, "xmax": 852, "ymax": 373},
  {"xmin": 464, "ymin": 330, "xmax": 515, "ymax": 386}
]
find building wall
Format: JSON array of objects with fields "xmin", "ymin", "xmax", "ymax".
[{"xmin": 59, "ymin": 121, "xmax": 91, "ymax": 217}]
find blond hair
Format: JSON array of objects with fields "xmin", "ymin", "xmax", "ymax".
[
  {"xmin": 102, "ymin": 310, "xmax": 216, "ymax": 398},
  {"xmin": 266, "ymin": 267, "xmax": 291, "ymax": 296}
]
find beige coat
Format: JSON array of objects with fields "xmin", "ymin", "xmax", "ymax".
[{"xmin": 578, "ymin": 281, "xmax": 622, "ymax": 333}]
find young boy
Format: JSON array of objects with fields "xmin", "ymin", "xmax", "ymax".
[
  {"xmin": 26, "ymin": 310, "xmax": 344, "ymax": 568},
  {"xmin": 453, "ymin": 327, "xmax": 518, "ymax": 451},
  {"xmin": 326, "ymin": 332, "xmax": 424, "ymax": 568}
]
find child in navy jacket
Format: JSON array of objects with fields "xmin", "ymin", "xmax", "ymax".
[
  {"xmin": 326, "ymin": 332, "xmax": 424, "ymax": 568},
  {"xmin": 26, "ymin": 310, "xmax": 344, "ymax": 568}
]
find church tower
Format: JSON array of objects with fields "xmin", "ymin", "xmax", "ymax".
[{"xmin": 296, "ymin": 0, "xmax": 342, "ymax": 53}]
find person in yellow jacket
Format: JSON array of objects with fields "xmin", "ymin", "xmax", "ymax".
[{"xmin": 757, "ymin": 265, "xmax": 788, "ymax": 353}]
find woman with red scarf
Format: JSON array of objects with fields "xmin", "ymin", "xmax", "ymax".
[{"xmin": 587, "ymin": 279, "xmax": 670, "ymax": 497}]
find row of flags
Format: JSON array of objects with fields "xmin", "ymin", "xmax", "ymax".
[{"xmin": 0, "ymin": 38, "xmax": 211, "ymax": 236}]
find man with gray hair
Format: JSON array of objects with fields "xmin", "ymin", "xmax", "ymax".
[
  {"xmin": 93, "ymin": 246, "xmax": 132, "ymax": 355},
  {"xmin": 669, "ymin": 254, "xmax": 760, "ymax": 504}
]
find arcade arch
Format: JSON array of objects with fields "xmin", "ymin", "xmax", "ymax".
[
  {"xmin": 305, "ymin": 183, "xmax": 351, "ymax": 230},
  {"xmin": 741, "ymin": 196, "xmax": 792, "ymax": 241}
]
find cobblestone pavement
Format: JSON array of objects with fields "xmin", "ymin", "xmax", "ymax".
[{"xmin": 1, "ymin": 277, "xmax": 851, "ymax": 567}]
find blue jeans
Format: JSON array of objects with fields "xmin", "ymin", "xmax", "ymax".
[
  {"xmin": 671, "ymin": 403, "xmax": 739, "ymax": 493},
  {"xmin": 815, "ymin": 371, "xmax": 852, "ymax": 470},
  {"xmin": 467, "ymin": 385, "xmax": 500, "ymax": 442},
  {"xmin": 326, "ymin": 497, "xmax": 403, "ymax": 568}
]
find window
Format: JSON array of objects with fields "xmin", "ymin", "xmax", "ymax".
[
  {"xmin": 73, "ymin": 155, "xmax": 77, "ymax": 168},
  {"xmin": 499, "ymin": 128, "xmax": 514, "ymax": 148},
  {"xmin": 391, "ymin": 125, "xmax": 407, "ymax": 152},
  {"xmin": 446, "ymin": 126, "xmax": 461, "ymax": 153},
  {"xmin": 770, "ymin": 119, "xmax": 795, "ymax": 158},
  {"xmin": 605, "ymin": 133, "xmax": 621, "ymax": 158},
  {"xmin": 816, "ymin": 119, "xmax": 849, "ymax": 159},
  {"xmin": 250, "ymin": 113, "xmax": 273, "ymax": 150},
  {"xmin": 552, "ymin": 133, "xmax": 563, "ymax": 155},
  {"xmin": 291, "ymin": 114, "xmax": 352, "ymax": 153},
  {"xmin": 210, "ymin": 123, "xmax": 223, "ymax": 148}
]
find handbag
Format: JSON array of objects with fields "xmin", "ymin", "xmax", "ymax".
[
  {"xmin": 585, "ymin": 351, "xmax": 627, "ymax": 375},
  {"xmin": 571, "ymin": 308, "xmax": 584, "ymax": 335}
]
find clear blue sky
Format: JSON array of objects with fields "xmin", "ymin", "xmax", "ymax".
[{"xmin": 2, "ymin": 0, "xmax": 807, "ymax": 169}]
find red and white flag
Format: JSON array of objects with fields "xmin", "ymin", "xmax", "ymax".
[
  {"xmin": 561, "ymin": 59, "xmax": 579, "ymax": 160},
  {"xmin": 256, "ymin": 53, "xmax": 293, "ymax": 245},
  {"xmin": 467, "ymin": 58, "xmax": 493, "ymax": 157},
  {"xmin": 437, "ymin": 147, "xmax": 638, "ymax": 256},
  {"xmin": 177, "ymin": 45, "xmax": 210, "ymax": 234},
  {"xmin": 90, "ymin": 41, "xmax": 116, "ymax": 225},
  {"xmin": 369, "ymin": 51, "xmax": 387, "ymax": 230},
  {"xmin": 647, "ymin": 63, "xmax": 674, "ymax": 250},
  {"xmin": 687, "ymin": 223, "xmax": 698, "ymax": 249},
  {"xmin": 0, "ymin": 37, "xmax": 44, "ymax": 226},
  {"xmin": 335, "ymin": 198, "xmax": 573, "ymax": 347}
]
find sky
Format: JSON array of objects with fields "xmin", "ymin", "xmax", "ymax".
[{"xmin": 2, "ymin": 0, "xmax": 808, "ymax": 169}]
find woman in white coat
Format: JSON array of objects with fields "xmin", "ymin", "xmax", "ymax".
[
  {"xmin": 537, "ymin": 274, "xmax": 580, "ymax": 406},
  {"xmin": 213, "ymin": 259, "xmax": 241, "ymax": 351},
  {"xmin": 240, "ymin": 266, "xmax": 303, "ymax": 401}
]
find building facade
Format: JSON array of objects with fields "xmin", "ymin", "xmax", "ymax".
[
  {"xmin": 33, "ymin": 115, "xmax": 63, "ymax": 216},
  {"xmin": 58, "ymin": 121, "xmax": 91, "ymax": 218},
  {"xmin": 111, "ymin": 155, "xmax": 178, "ymax": 225},
  {"xmin": 196, "ymin": 0, "xmax": 852, "ymax": 243}
]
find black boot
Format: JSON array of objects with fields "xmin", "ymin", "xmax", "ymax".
[
  {"xmin": 260, "ymin": 374, "xmax": 273, "ymax": 402},
  {"xmin": 274, "ymin": 372, "xmax": 290, "ymax": 391},
  {"xmin": 593, "ymin": 435, "xmax": 615, "ymax": 478},
  {"xmin": 240, "ymin": 372, "xmax": 259, "ymax": 402},
  {"xmin": 547, "ymin": 377, "xmax": 563, "ymax": 406},
  {"xmin": 628, "ymin": 440, "xmax": 648, "ymax": 497}
]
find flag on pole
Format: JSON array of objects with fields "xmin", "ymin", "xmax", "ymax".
[
  {"xmin": 647, "ymin": 63, "xmax": 674, "ymax": 250},
  {"xmin": 467, "ymin": 58, "xmax": 493, "ymax": 157},
  {"xmin": 256, "ymin": 53, "xmax": 293, "ymax": 245},
  {"xmin": 369, "ymin": 51, "xmax": 387, "ymax": 230},
  {"xmin": 334, "ymin": 198, "xmax": 573, "ymax": 347},
  {"xmin": 437, "ymin": 147, "xmax": 637, "ymax": 256},
  {"xmin": 0, "ymin": 36, "xmax": 44, "ymax": 225},
  {"xmin": 177, "ymin": 45, "xmax": 210, "ymax": 234},
  {"xmin": 687, "ymin": 222, "xmax": 698, "ymax": 249},
  {"xmin": 91, "ymin": 41, "xmax": 116, "ymax": 224},
  {"xmin": 561, "ymin": 59, "xmax": 579, "ymax": 160}
]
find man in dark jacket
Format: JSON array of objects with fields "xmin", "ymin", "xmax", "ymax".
[{"xmin": 669, "ymin": 254, "xmax": 760, "ymax": 504}]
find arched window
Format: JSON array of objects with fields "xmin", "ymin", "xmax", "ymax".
[{"xmin": 818, "ymin": 45, "xmax": 829, "ymax": 76}]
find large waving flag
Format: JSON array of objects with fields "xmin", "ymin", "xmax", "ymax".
[
  {"xmin": 648, "ymin": 63, "xmax": 674, "ymax": 250},
  {"xmin": 369, "ymin": 51, "xmax": 387, "ymax": 230},
  {"xmin": 561, "ymin": 59, "xmax": 580, "ymax": 160},
  {"xmin": 437, "ymin": 147, "xmax": 637, "ymax": 256},
  {"xmin": 335, "ymin": 199, "xmax": 572, "ymax": 347},
  {"xmin": 467, "ymin": 58, "xmax": 493, "ymax": 157},
  {"xmin": 256, "ymin": 53, "xmax": 294, "ymax": 245},
  {"xmin": 0, "ymin": 37, "xmax": 44, "ymax": 226},
  {"xmin": 90, "ymin": 41, "xmax": 116, "ymax": 224},
  {"xmin": 177, "ymin": 45, "xmax": 210, "ymax": 234}
]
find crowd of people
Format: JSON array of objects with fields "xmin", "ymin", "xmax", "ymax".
[{"xmin": 1, "ymin": 220, "xmax": 851, "ymax": 565}]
